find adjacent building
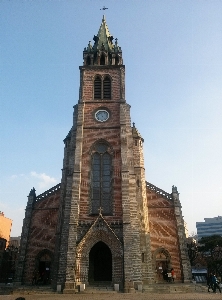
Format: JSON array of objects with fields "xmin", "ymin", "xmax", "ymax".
[
  {"xmin": 9, "ymin": 236, "xmax": 21, "ymax": 248},
  {"xmin": 15, "ymin": 16, "xmax": 191, "ymax": 292},
  {"xmin": 196, "ymin": 216, "xmax": 222, "ymax": 239},
  {"xmin": 0, "ymin": 212, "xmax": 12, "ymax": 247}
]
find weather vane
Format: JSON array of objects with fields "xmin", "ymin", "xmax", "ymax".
[{"xmin": 100, "ymin": 6, "xmax": 108, "ymax": 10}]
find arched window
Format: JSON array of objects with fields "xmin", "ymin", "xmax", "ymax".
[
  {"xmin": 91, "ymin": 142, "xmax": 112, "ymax": 215},
  {"xmin": 86, "ymin": 56, "xmax": 91, "ymax": 65},
  {"xmin": 94, "ymin": 76, "xmax": 102, "ymax": 99},
  {"xmin": 100, "ymin": 53, "xmax": 105, "ymax": 65},
  {"xmin": 103, "ymin": 76, "xmax": 111, "ymax": 99}
]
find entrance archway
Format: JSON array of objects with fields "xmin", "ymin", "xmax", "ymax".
[
  {"xmin": 88, "ymin": 241, "xmax": 112, "ymax": 282},
  {"xmin": 153, "ymin": 248, "xmax": 171, "ymax": 282},
  {"xmin": 35, "ymin": 249, "xmax": 53, "ymax": 285}
]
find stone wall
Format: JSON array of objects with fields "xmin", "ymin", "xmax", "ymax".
[
  {"xmin": 22, "ymin": 187, "xmax": 60, "ymax": 284},
  {"xmin": 147, "ymin": 185, "xmax": 183, "ymax": 282}
]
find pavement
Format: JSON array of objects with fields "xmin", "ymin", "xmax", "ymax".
[{"xmin": 1, "ymin": 292, "xmax": 222, "ymax": 300}]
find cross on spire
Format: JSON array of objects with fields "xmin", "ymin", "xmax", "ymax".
[{"xmin": 98, "ymin": 207, "xmax": 103, "ymax": 215}]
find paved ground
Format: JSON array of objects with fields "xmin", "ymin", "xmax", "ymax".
[{"xmin": 1, "ymin": 292, "xmax": 222, "ymax": 300}]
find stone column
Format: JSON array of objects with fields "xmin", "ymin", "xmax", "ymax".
[
  {"xmin": 120, "ymin": 103, "xmax": 142, "ymax": 292},
  {"xmin": 66, "ymin": 104, "xmax": 84, "ymax": 289}
]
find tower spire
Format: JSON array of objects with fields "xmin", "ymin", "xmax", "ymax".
[
  {"xmin": 83, "ymin": 16, "xmax": 123, "ymax": 66},
  {"xmin": 94, "ymin": 15, "xmax": 113, "ymax": 52}
]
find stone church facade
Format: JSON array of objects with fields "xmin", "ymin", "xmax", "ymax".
[{"xmin": 15, "ymin": 16, "xmax": 191, "ymax": 292}]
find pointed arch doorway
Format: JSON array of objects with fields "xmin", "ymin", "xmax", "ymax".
[
  {"xmin": 35, "ymin": 249, "xmax": 53, "ymax": 285},
  {"xmin": 154, "ymin": 248, "xmax": 171, "ymax": 282},
  {"xmin": 88, "ymin": 241, "xmax": 112, "ymax": 283}
]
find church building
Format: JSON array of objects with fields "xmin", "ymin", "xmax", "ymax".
[{"xmin": 15, "ymin": 16, "xmax": 191, "ymax": 292}]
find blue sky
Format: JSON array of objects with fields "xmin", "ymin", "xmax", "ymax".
[{"xmin": 1, "ymin": 0, "xmax": 222, "ymax": 237}]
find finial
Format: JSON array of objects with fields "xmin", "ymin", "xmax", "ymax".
[
  {"xmin": 87, "ymin": 41, "xmax": 92, "ymax": 51},
  {"xmin": 29, "ymin": 187, "xmax": 36, "ymax": 197},
  {"xmin": 133, "ymin": 122, "xmax": 135, "ymax": 127},
  {"xmin": 115, "ymin": 38, "xmax": 118, "ymax": 46},
  {"xmin": 172, "ymin": 185, "xmax": 178, "ymax": 193}
]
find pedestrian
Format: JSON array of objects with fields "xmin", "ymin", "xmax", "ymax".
[
  {"xmin": 212, "ymin": 274, "xmax": 221, "ymax": 293},
  {"xmin": 162, "ymin": 268, "xmax": 168, "ymax": 281},
  {"xmin": 171, "ymin": 268, "xmax": 175, "ymax": 282},
  {"xmin": 32, "ymin": 269, "xmax": 38, "ymax": 285},
  {"xmin": 207, "ymin": 272, "xmax": 213, "ymax": 292},
  {"xmin": 167, "ymin": 271, "xmax": 172, "ymax": 283}
]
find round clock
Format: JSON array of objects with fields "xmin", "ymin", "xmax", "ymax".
[{"xmin": 95, "ymin": 110, "xmax": 109, "ymax": 122}]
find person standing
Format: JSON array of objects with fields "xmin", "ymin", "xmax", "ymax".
[
  {"xmin": 212, "ymin": 274, "xmax": 221, "ymax": 293},
  {"xmin": 207, "ymin": 273, "xmax": 213, "ymax": 292},
  {"xmin": 171, "ymin": 268, "xmax": 175, "ymax": 282},
  {"xmin": 162, "ymin": 268, "xmax": 168, "ymax": 281}
]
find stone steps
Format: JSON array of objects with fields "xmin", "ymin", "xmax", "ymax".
[
  {"xmin": 143, "ymin": 283, "xmax": 208, "ymax": 294},
  {"xmin": 82, "ymin": 289, "xmax": 117, "ymax": 294},
  {"xmin": 81, "ymin": 281, "xmax": 117, "ymax": 293},
  {"xmin": 0, "ymin": 283, "xmax": 208, "ymax": 295}
]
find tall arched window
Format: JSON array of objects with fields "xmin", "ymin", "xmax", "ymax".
[
  {"xmin": 103, "ymin": 76, "xmax": 111, "ymax": 99},
  {"xmin": 91, "ymin": 142, "xmax": 112, "ymax": 215},
  {"xmin": 94, "ymin": 76, "xmax": 102, "ymax": 99}
]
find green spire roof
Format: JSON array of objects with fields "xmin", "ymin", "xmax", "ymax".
[
  {"xmin": 93, "ymin": 15, "xmax": 114, "ymax": 52},
  {"xmin": 83, "ymin": 16, "xmax": 122, "ymax": 66}
]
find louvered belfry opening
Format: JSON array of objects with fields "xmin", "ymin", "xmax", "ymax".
[
  {"xmin": 115, "ymin": 55, "xmax": 119, "ymax": 65},
  {"xmin": 94, "ymin": 76, "xmax": 102, "ymax": 99},
  {"xmin": 100, "ymin": 53, "xmax": 105, "ymax": 65},
  {"xmin": 103, "ymin": 76, "xmax": 111, "ymax": 99},
  {"xmin": 86, "ymin": 56, "xmax": 91, "ymax": 65}
]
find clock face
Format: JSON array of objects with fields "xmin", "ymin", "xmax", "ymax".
[{"xmin": 95, "ymin": 110, "xmax": 109, "ymax": 122}]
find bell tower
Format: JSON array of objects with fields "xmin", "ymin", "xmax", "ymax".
[{"xmin": 54, "ymin": 16, "xmax": 152, "ymax": 293}]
